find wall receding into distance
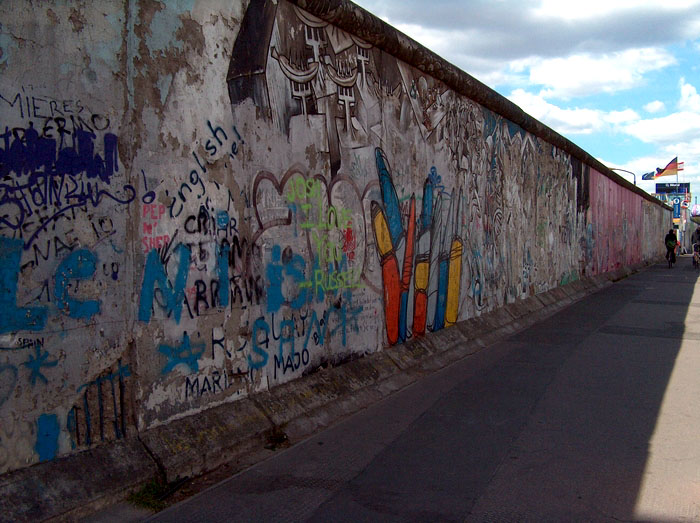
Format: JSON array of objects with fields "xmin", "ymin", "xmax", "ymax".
[{"xmin": 0, "ymin": 0, "xmax": 669, "ymax": 475}]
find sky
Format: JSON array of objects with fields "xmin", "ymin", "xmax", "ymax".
[{"xmin": 352, "ymin": 0, "xmax": 700, "ymax": 202}]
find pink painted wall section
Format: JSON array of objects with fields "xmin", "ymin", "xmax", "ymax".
[{"xmin": 588, "ymin": 168, "xmax": 661, "ymax": 274}]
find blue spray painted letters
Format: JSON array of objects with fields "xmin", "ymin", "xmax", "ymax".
[
  {"xmin": 54, "ymin": 249, "xmax": 100, "ymax": 319},
  {"xmin": 266, "ymin": 245, "xmax": 308, "ymax": 313},
  {"xmin": 0, "ymin": 237, "xmax": 47, "ymax": 334},
  {"xmin": 248, "ymin": 317, "xmax": 270, "ymax": 369},
  {"xmin": 138, "ymin": 244, "xmax": 191, "ymax": 323}
]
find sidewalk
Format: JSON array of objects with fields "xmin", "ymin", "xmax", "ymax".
[{"xmin": 135, "ymin": 257, "xmax": 700, "ymax": 522}]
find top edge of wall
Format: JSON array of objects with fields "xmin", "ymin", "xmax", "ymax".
[{"xmin": 289, "ymin": 0, "xmax": 670, "ymax": 211}]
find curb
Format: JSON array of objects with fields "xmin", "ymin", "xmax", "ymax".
[{"xmin": 0, "ymin": 264, "xmax": 655, "ymax": 521}]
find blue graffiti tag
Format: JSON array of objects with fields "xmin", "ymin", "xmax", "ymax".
[
  {"xmin": 22, "ymin": 342, "xmax": 58, "ymax": 386},
  {"xmin": 216, "ymin": 210, "xmax": 229, "ymax": 229},
  {"xmin": 266, "ymin": 245, "xmax": 308, "ymax": 313},
  {"xmin": 35, "ymin": 413, "xmax": 60, "ymax": 462},
  {"xmin": 248, "ymin": 317, "xmax": 270, "ymax": 370},
  {"xmin": 54, "ymin": 248, "xmax": 100, "ymax": 319},
  {"xmin": 159, "ymin": 332, "xmax": 205, "ymax": 375},
  {"xmin": 138, "ymin": 244, "xmax": 191, "ymax": 323},
  {"xmin": 0, "ymin": 237, "xmax": 48, "ymax": 334}
]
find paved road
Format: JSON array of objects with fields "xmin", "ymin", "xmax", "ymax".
[{"xmin": 149, "ymin": 258, "xmax": 700, "ymax": 522}]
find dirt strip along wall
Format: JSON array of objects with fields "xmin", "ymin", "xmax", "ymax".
[{"xmin": 0, "ymin": 0, "xmax": 670, "ymax": 475}]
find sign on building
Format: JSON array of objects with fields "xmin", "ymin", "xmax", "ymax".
[{"xmin": 656, "ymin": 182, "xmax": 690, "ymax": 194}]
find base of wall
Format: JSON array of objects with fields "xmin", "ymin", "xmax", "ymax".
[{"xmin": 0, "ymin": 262, "xmax": 654, "ymax": 522}]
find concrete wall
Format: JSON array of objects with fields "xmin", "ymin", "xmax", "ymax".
[{"xmin": 0, "ymin": 0, "xmax": 669, "ymax": 475}]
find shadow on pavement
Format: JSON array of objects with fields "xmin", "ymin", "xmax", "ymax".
[{"xmin": 460, "ymin": 256, "xmax": 700, "ymax": 521}]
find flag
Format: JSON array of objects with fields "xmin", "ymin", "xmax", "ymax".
[
  {"xmin": 654, "ymin": 157, "xmax": 684, "ymax": 178},
  {"xmin": 641, "ymin": 171, "xmax": 657, "ymax": 180}
]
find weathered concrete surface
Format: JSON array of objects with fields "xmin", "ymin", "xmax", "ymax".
[
  {"xmin": 0, "ymin": 437, "xmax": 157, "ymax": 522},
  {"xmin": 144, "ymin": 257, "xmax": 700, "ymax": 522},
  {"xmin": 0, "ymin": 0, "xmax": 670, "ymax": 514},
  {"xmin": 289, "ymin": 0, "xmax": 668, "ymax": 209},
  {"xmin": 0, "ymin": 268, "xmax": 632, "ymax": 521}
]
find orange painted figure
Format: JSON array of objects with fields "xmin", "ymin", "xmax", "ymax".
[
  {"xmin": 371, "ymin": 201, "xmax": 402, "ymax": 344},
  {"xmin": 371, "ymin": 148, "xmax": 463, "ymax": 345}
]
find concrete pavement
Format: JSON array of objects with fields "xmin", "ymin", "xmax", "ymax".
[{"xmin": 132, "ymin": 256, "xmax": 700, "ymax": 522}]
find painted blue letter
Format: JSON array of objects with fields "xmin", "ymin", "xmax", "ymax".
[
  {"xmin": 138, "ymin": 244, "xmax": 191, "ymax": 323},
  {"xmin": 266, "ymin": 245, "xmax": 284, "ymax": 313},
  {"xmin": 0, "ymin": 237, "xmax": 47, "ymax": 334},
  {"xmin": 216, "ymin": 243, "xmax": 230, "ymax": 307},
  {"xmin": 54, "ymin": 249, "xmax": 100, "ymax": 319},
  {"xmin": 248, "ymin": 317, "xmax": 270, "ymax": 370}
]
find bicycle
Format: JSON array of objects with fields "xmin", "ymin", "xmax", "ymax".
[
  {"xmin": 666, "ymin": 238, "xmax": 677, "ymax": 269},
  {"xmin": 666, "ymin": 247, "xmax": 676, "ymax": 268}
]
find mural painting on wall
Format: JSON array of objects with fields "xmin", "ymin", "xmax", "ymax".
[
  {"xmin": 371, "ymin": 148, "xmax": 463, "ymax": 344},
  {"xmin": 0, "ymin": 0, "xmax": 668, "ymax": 476},
  {"xmin": 227, "ymin": 0, "xmax": 588, "ymax": 347},
  {"xmin": 131, "ymin": 116, "xmax": 369, "ymax": 424}
]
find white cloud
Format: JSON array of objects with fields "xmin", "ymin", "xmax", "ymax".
[
  {"xmin": 508, "ymin": 90, "xmax": 641, "ymax": 135},
  {"xmin": 609, "ymin": 80, "xmax": 700, "ymax": 188},
  {"xmin": 350, "ymin": 0, "xmax": 700, "ymax": 190},
  {"xmin": 604, "ymin": 109, "xmax": 640, "ymax": 124},
  {"xmin": 390, "ymin": 24, "xmax": 528, "ymax": 87},
  {"xmin": 529, "ymin": 48, "xmax": 676, "ymax": 100},
  {"xmin": 624, "ymin": 112, "xmax": 700, "ymax": 144},
  {"xmin": 393, "ymin": 30, "xmax": 680, "ymax": 100},
  {"xmin": 508, "ymin": 77, "xmax": 700, "ymax": 190},
  {"xmin": 679, "ymin": 78, "xmax": 700, "ymax": 111},
  {"xmin": 644, "ymin": 100, "xmax": 666, "ymax": 113},
  {"xmin": 534, "ymin": 0, "xmax": 700, "ymax": 21},
  {"xmin": 392, "ymin": 23, "xmax": 451, "ymax": 59},
  {"xmin": 508, "ymin": 89, "xmax": 606, "ymax": 134}
]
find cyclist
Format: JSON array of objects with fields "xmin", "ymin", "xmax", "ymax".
[
  {"xmin": 665, "ymin": 229, "xmax": 677, "ymax": 267},
  {"xmin": 692, "ymin": 226, "xmax": 700, "ymax": 246},
  {"xmin": 692, "ymin": 226, "xmax": 700, "ymax": 268}
]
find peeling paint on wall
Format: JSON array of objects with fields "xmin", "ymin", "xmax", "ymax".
[{"xmin": 0, "ymin": 0, "xmax": 669, "ymax": 475}]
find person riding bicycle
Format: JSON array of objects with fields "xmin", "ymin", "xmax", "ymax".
[
  {"xmin": 692, "ymin": 226, "xmax": 700, "ymax": 246},
  {"xmin": 665, "ymin": 229, "xmax": 677, "ymax": 265},
  {"xmin": 692, "ymin": 226, "xmax": 700, "ymax": 268}
]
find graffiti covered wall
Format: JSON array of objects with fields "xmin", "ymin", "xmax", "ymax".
[{"xmin": 0, "ymin": 0, "xmax": 669, "ymax": 474}]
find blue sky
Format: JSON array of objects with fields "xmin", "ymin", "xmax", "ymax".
[{"xmin": 352, "ymin": 0, "xmax": 700, "ymax": 200}]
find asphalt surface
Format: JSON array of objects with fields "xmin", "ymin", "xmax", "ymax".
[{"xmin": 145, "ymin": 258, "xmax": 700, "ymax": 522}]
